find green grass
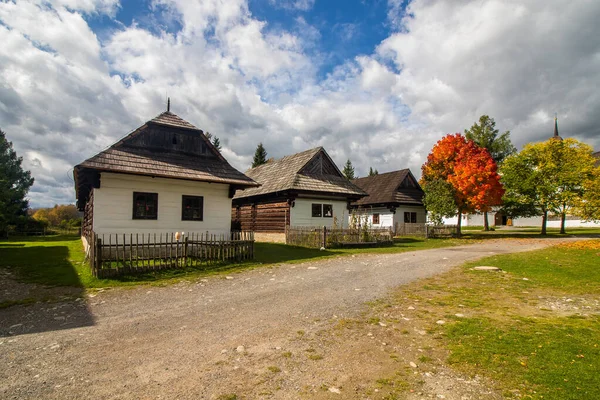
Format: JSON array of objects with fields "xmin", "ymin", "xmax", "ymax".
[{"xmin": 441, "ymin": 240, "xmax": 600, "ymax": 399}]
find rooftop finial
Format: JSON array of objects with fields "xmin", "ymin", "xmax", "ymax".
[
  {"xmin": 553, "ymin": 113, "xmax": 562, "ymax": 140},
  {"xmin": 167, "ymin": 97, "xmax": 171, "ymax": 112}
]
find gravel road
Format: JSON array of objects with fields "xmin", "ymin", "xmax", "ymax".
[{"xmin": 0, "ymin": 238, "xmax": 574, "ymax": 399}]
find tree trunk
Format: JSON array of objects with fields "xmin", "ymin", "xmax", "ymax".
[
  {"xmin": 560, "ymin": 204, "xmax": 567, "ymax": 235},
  {"xmin": 541, "ymin": 210, "xmax": 547, "ymax": 235},
  {"xmin": 456, "ymin": 212, "xmax": 462, "ymax": 237},
  {"xmin": 483, "ymin": 211, "xmax": 490, "ymax": 231}
]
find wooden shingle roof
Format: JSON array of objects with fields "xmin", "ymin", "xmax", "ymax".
[
  {"xmin": 233, "ymin": 147, "xmax": 367, "ymax": 200},
  {"xmin": 351, "ymin": 169, "xmax": 424, "ymax": 207},
  {"xmin": 74, "ymin": 111, "xmax": 258, "ymax": 208}
]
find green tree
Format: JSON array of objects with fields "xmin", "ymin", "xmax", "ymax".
[
  {"xmin": 342, "ymin": 159, "xmax": 355, "ymax": 179},
  {"xmin": 577, "ymin": 168, "xmax": 600, "ymax": 222},
  {"xmin": 422, "ymin": 179, "xmax": 457, "ymax": 225},
  {"xmin": 0, "ymin": 129, "xmax": 34, "ymax": 235},
  {"xmin": 500, "ymin": 138, "xmax": 596, "ymax": 234},
  {"xmin": 465, "ymin": 115, "xmax": 516, "ymax": 230},
  {"xmin": 212, "ymin": 137, "xmax": 222, "ymax": 152},
  {"xmin": 368, "ymin": 167, "xmax": 378, "ymax": 176},
  {"xmin": 252, "ymin": 143, "xmax": 268, "ymax": 168}
]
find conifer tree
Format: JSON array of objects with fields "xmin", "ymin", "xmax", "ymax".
[
  {"xmin": 252, "ymin": 143, "xmax": 268, "ymax": 168},
  {"xmin": 342, "ymin": 159, "xmax": 355, "ymax": 179}
]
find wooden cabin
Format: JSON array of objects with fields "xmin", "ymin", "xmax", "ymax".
[
  {"xmin": 232, "ymin": 147, "xmax": 367, "ymax": 241},
  {"xmin": 350, "ymin": 169, "xmax": 426, "ymax": 233},
  {"xmin": 74, "ymin": 109, "xmax": 258, "ymax": 248}
]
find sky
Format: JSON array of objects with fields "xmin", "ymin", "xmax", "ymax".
[{"xmin": 1, "ymin": 0, "xmax": 599, "ymax": 208}]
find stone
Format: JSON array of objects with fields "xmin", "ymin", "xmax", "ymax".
[
  {"xmin": 378, "ymin": 322, "xmax": 387, "ymax": 327},
  {"xmin": 408, "ymin": 306, "xmax": 415, "ymax": 310},
  {"xmin": 523, "ymin": 278, "xmax": 529, "ymax": 281},
  {"xmin": 473, "ymin": 266, "xmax": 501, "ymax": 271},
  {"xmin": 410, "ymin": 362, "xmax": 418, "ymax": 368},
  {"xmin": 225, "ymin": 276, "xmax": 234, "ymax": 280},
  {"xmin": 455, "ymin": 313, "xmax": 465, "ymax": 318},
  {"xmin": 436, "ymin": 320, "xmax": 445, "ymax": 325},
  {"xmin": 328, "ymin": 387, "xmax": 341, "ymax": 394},
  {"xmin": 236, "ymin": 346, "xmax": 245, "ymax": 353},
  {"xmin": 307, "ymin": 267, "xmax": 318, "ymax": 270}
]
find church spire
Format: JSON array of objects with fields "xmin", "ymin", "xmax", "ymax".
[{"xmin": 553, "ymin": 114, "xmax": 562, "ymax": 140}]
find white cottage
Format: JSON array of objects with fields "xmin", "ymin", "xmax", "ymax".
[
  {"xmin": 74, "ymin": 109, "xmax": 258, "ymax": 247},
  {"xmin": 232, "ymin": 147, "xmax": 367, "ymax": 242},
  {"xmin": 350, "ymin": 169, "xmax": 426, "ymax": 234}
]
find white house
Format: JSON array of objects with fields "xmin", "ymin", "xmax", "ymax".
[
  {"xmin": 350, "ymin": 169, "xmax": 426, "ymax": 233},
  {"xmin": 232, "ymin": 147, "xmax": 368, "ymax": 242},
  {"xmin": 74, "ymin": 108, "xmax": 258, "ymax": 248}
]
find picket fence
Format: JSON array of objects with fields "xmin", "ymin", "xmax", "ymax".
[{"xmin": 88, "ymin": 231, "xmax": 254, "ymax": 278}]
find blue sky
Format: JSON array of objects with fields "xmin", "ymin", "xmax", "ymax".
[{"xmin": 0, "ymin": 0, "xmax": 599, "ymax": 207}]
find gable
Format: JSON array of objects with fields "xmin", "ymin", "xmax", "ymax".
[
  {"xmin": 299, "ymin": 150, "xmax": 341, "ymax": 177},
  {"xmin": 122, "ymin": 123, "xmax": 217, "ymax": 159},
  {"xmin": 398, "ymin": 174, "xmax": 418, "ymax": 189}
]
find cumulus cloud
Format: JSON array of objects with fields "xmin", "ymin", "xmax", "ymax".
[{"xmin": 0, "ymin": 0, "xmax": 598, "ymax": 208}]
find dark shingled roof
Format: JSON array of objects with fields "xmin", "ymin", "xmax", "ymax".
[
  {"xmin": 351, "ymin": 169, "xmax": 424, "ymax": 207},
  {"xmin": 74, "ymin": 111, "xmax": 258, "ymax": 207},
  {"xmin": 234, "ymin": 147, "xmax": 367, "ymax": 200}
]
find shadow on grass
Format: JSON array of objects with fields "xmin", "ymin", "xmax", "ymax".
[
  {"xmin": 0, "ymin": 245, "xmax": 95, "ymax": 337},
  {"xmin": 254, "ymin": 242, "xmax": 336, "ymax": 264}
]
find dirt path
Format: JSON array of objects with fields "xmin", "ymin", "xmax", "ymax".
[{"xmin": 0, "ymin": 238, "xmax": 578, "ymax": 399}]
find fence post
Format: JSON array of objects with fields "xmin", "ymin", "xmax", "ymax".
[
  {"xmin": 95, "ymin": 236, "xmax": 102, "ymax": 277},
  {"xmin": 183, "ymin": 236, "xmax": 189, "ymax": 267},
  {"xmin": 322, "ymin": 226, "xmax": 327, "ymax": 249}
]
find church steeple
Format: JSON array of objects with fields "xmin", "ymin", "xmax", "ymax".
[{"xmin": 552, "ymin": 114, "xmax": 562, "ymax": 140}]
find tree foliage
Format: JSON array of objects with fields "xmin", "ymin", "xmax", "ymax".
[
  {"xmin": 464, "ymin": 115, "xmax": 516, "ymax": 164},
  {"xmin": 252, "ymin": 143, "xmax": 268, "ymax": 168},
  {"xmin": 368, "ymin": 167, "xmax": 378, "ymax": 176},
  {"xmin": 33, "ymin": 204, "xmax": 81, "ymax": 228},
  {"xmin": 422, "ymin": 179, "xmax": 457, "ymax": 225},
  {"xmin": 342, "ymin": 159, "xmax": 355, "ymax": 179},
  {"xmin": 212, "ymin": 137, "xmax": 221, "ymax": 152},
  {"xmin": 577, "ymin": 167, "xmax": 600, "ymax": 222},
  {"xmin": 500, "ymin": 138, "xmax": 597, "ymax": 234},
  {"xmin": 421, "ymin": 133, "xmax": 504, "ymax": 235},
  {"xmin": 0, "ymin": 129, "xmax": 34, "ymax": 234}
]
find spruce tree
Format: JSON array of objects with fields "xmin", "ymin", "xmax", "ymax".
[
  {"xmin": 252, "ymin": 143, "xmax": 268, "ymax": 168},
  {"xmin": 0, "ymin": 129, "xmax": 34, "ymax": 235},
  {"xmin": 368, "ymin": 167, "xmax": 378, "ymax": 176},
  {"xmin": 342, "ymin": 159, "xmax": 355, "ymax": 179},
  {"xmin": 212, "ymin": 137, "xmax": 221, "ymax": 152}
]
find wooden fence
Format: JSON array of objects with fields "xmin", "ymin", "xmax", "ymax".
[
  {"xmin": 394, "ymin": 222, "xmax": 427, "ymax": 237},
  {"xmin": 286, "ymin": 226, "xmax": 393, "ymax": 249},
  {"xmin": 88, "ymin": 231, "xmax": 254, "ymax": 278}
]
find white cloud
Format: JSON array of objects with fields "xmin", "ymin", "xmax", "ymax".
[
  {"xmin": 0, "ymin": 0, "xmax": 599, "ymax": 208},
  {"xmin": 268, "ymin": 0, "xmax": 315, "ymax": 12}
]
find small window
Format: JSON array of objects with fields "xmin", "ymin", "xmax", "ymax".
[
  {"xmin": 182, "ymin": 195, "xmax": 204, "ymax": 221},
  {"xmin": 373, "ymin": 213, "xmax": 380, "ymax": 224},
  {"xmin": 323, "ymin": 204, "xmax": 333, "ymax": 218},
  {"xmin": 312, "ymin": 203, "xmax": 322, "ymax": 217},
  {"xmin": 133, "ymin": 192, "xmax": 158, "ymax": 220},
  {"xmin": 404, "ymin": 211, "xmax": 417, "ymax": 223}
]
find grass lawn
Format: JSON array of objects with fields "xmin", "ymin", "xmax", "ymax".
[
  {"xmin": 361, "ymin": 239, "xmax": 600, "ymax": 399},
  {"xmin": 0, "ymin": 234, "xmax": 469, "ymax": 289}
]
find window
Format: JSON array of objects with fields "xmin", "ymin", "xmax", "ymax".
[
  {"xmin": 404, "ymin": 211, "xmax": 417, "ymax": 223},
  {"xmin": 372, "ymin": 213, "xmax": 380, "ymax": 224},
  {"xmin": 133, "ymin": 192, "xmax": 158, "ymax": 220},
  {"xmin": 312, "ymin": 203, "xmax": 333, "ymax": 218},
  {"xmin": 311, "ymin": 203, "xmax": 322, "ymax": 217},
  {"xmin": 182, "ymin": 195, "xmax": 204, "ymax": 221}
]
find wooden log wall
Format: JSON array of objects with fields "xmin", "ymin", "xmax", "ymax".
[
  {"xmin": 232, "ymin": 201, "xmax": 290, "ymax": 233},
  {"xmin": 82, "ymin": 191, "xmax": 94, "ymax": 239}
]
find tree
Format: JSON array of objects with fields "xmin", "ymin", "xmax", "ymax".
[
  {"xmin": 342, "ymin": 159, "xmax": 355, "ymax": 179},
  {"xmin": 577, "ymin": 167, "xmax": 600, "ymax": 222},
  {"xmin": 422, "ymin": 179, "xmax": 457, "ymax": 225},
  {"xmin": 0, "ymin": 129, "xmax": 34, "ymax": 235},
  {"xmin": 421, "ymin": 133, "xmax": 504, "ymax": 236},
  {"xmin": 368, "ymin": 167, "xmax": 378, "ymax": 176},
  {"xmin": 212, "ymin": 137, "xmax": 222, "ymax": 152},
  {"xmin": 33, "ymin": 204, "xmax": 81, "ymax": 227},
  {"xmin": 464, "ymin": 115, "xmax": 516, "ymax": 230},
  {"xmin": 252, "ymin": 143, "xmax": 268, "ymax": 168},
  {"xmin": 500, "ymin": 138, "xmax": 596, "ymax": 234}
]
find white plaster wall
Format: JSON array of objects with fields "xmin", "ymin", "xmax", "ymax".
[
  {"xmin": 290, "ymin": 198, "xmax": 349, "ymax": 228},
  {"xmin": 392, "ymin": 205, "xmax": 428, "ymax": 227},
  {"xmin": 512, "ymin": 217, "xmax": 600, "ymax": 228},
  {"xmin": 92, "ymin": 173, "xmax": 232, "ymax": 236}
]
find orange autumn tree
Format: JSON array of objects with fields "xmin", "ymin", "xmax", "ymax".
[{"xmin": 421, "ymin": 133, "xmax": 504, "ymax": 236}]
